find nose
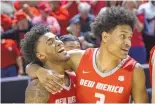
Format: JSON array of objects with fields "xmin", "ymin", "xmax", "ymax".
[{"xmin": 125, "ymin": 39, "xmax": 131, "ymax": 48}]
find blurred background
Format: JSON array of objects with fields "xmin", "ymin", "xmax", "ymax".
[{"xmin": 1, "ymin": 0, "xmax": 155, "ymax": 103}]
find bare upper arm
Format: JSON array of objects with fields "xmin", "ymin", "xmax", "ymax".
[
  {"xmin": 132, "ymin": 63, "xmax": 148, "ymax": 103},
  {"xmin": 25, "ymin": 79, "xmax": 49, "ymax": 103},
  {"xmin": 26, "ymin": 49, "xmax": 85, "ymax": 77},
  {"xmin": 152, "ymin": 50, "xmax": 155, "ymax": 103},
  {"xmin": 152, "ymin": 50, "xmax": 155, "ymax": 66},
  {"xmin": 67, "ymin": 49, "xmax": 85, "ymax": 73}
]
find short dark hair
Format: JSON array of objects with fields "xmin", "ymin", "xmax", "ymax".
[
  {"xmin": 91, "ymin": 6, "xmax": 136, "ymax": 40},
  {"xmin": 59, "ymin": 34, "xmax": 80, "ymax": 44},
  {"xmin": 21, "ymin": 24, "xmax": 50, "ymax": 63}
]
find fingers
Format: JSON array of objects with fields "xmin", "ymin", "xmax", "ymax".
[
  {"xmin": 41, "ymin": 77, "xmax": 63, "ymax": 93},
  {"xmin": 44, "ymin": 85, "xmax": 57, "ymax": 94},
  {"xmin": 45, "ymin": 82, "xmax": 63, "ymax": 93},
  {"xmin": 47, "ymin": 72, "xmax": 64, "ymax": 85}
]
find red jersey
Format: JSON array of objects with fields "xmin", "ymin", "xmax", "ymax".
[
  {"xmin": 149, "ymin": 46, "xmax": 155, "ymax": 86},
  {"xmin": 76, "ymin": 48, "xmax": 137, "ymax": 103},
  {"xmin": 1, "ymin": 39, "xmax": 21, "ymax": 68},
  {"xmin": 48, "ymin": 72, "xmax": 76, "ymax": 103}
]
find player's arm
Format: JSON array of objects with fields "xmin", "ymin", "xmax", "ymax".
[
  {"xmin": 132, "ymin": 63, "xmax": 148, "ymax": 103},
  {"xmin": 25, "ymin": 79, "xmax": 49, "ymax": 103},
  {"xmin": 26, "ymin": 50, "xmax": 84, "ymax": 76},
  {"xmin": 152, "ymin": 50, "xmax": 155, "ymax": 103},
  {"xmin": 25, "ymin": 50, "xmax": 84, "ymax": 93},
  {"xmin": 26, "ymin": 50, "xmax": 84, "ymax": 77},
  {"xmin": 67, "ymin": 49, "xmax": 85, "ymax": 72}
]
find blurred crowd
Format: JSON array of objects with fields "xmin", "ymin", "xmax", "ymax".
[{"xmin": 1, "ymin": 0, "xmax": 155, "ymax": 78}]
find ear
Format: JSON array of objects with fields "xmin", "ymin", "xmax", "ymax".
[
  {"xmin": 101, "ymin": 32, "xmax": 109, "ymax": 43},
  {"xmin": 36, "ymin": 53, "xmax": 46, "ymax": 61}
]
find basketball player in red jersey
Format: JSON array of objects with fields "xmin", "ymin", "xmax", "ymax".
[
  {"xmin": 26, "ymin": 7, "xmax": 148, "ymax": 103},
  {"xmin": 149, "ymin": 46, "xmax": 155, "ymax": 103},
  {"xmin": 21, "ymin": 25, "xmax": 76, "ymax": 103}
]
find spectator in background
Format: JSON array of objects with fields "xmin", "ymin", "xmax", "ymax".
[
  {"xmin": 67, "ymin": 18, "xmax": 81, "ymax": 37},
  {"xmin": 71, "ymin": 2, "xmax": 94, "ymax": 37},
  {"xmin": 99, "ymin": 1, "xmax": 120, "ymax": 15},
  {"xmin": 1, "ymin": 39, "xmax": 24, "ymax": 78},
  {"xmin": 138, "ymin": 0, "xmax": 155, "ymax": 62},
  {"xmin": 89, "ymin": 1, "xmax": 106, "ymax": 16},
  {"xmin": 1, "ymin": 14, "xmax": 13, "ymax": 32},
  {"xmin": 61, "ymin": 0, "xmax": 93, "ymax": 19},
  {"xmin": 1, "ymin": 11, "xmax": 32, "ymax": 48},
  {"xmin": 13, "ymin": 1, "xmax": 40, "ymax": 18},
  {"xmin": 59, "ymin": 35, "xmax": 81, "ymax": 51},
  {"xmin": 67, "ymin": 18, "xmax": 94, "ymax": 49},
  {"xmin": 49, "ymin": 1, "xmax": 69, "ymax": 35},
  {"xmin": 123, "ymin": 0, "xmax": 146, "ymax": 64},
  {"xmin": 12, "ymin": 11, "xmax": 32, "ymax": 46},
  {"xmin": 60, "ymin": 1, "xmax": 79, "ymax": 20},
  {"xmin": 32, "ymin": 2, "xmax": 60, "ymax": 35},
  {"xmin": 1, "ymin": 1, "xmax": 16, "ymax": 17}
]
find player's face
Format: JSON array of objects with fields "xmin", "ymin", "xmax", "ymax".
[
  {"xmin": 105, "ymin": 24, "xmax": 133, "ymax": 59},
  {"xmin": 36, "ymin": 32, "xmax": 70, "ymax": 62},
  {"xmin": 64, "ymin": 41, "xmax": 81, "ymax": 51}
]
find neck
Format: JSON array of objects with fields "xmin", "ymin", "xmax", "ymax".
[
  {"xmin": 44, "ymin": 60, "xmax": 65, "ymax": 75},
  {"xmin": 96, "ymin": 43, "xmax": 121, "ymax": 72},
  {"xmin": 44, "ymin": 60, "xmax": 70, "ymax": 87}
]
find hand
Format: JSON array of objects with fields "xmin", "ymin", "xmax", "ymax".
[
  {"xmin": 18, "ymin": 68, "xmax": 24, "ymax": 75},
  {"xmin": 36, "ymin": 68, "xmax": 64, "ymax": 94}
]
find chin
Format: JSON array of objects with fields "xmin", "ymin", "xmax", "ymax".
[
  {"xmin": 61, "ymin": 55, "xmax": 70, "ymax": 62},
  {"xmin": 120, "ymin": 54, "xmax": 128, "ymax": 60}
]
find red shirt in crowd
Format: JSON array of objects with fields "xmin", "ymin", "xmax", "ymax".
[
  {"xmin": 1, "ymin": 39, "xmax": 21, "ymax": 69},
  {"xmin": 131, "ymin": 13, "xmax": 145, "ymax": 47},
  {"xmin": 50, "ymin": 7, "xmax": 69, "ymax": 35},
  {"xmin": 61, "ymin": 1, "xmax": 79, "ymax": 20},
  {"xmin": 13, "ymin": 1, "xmax": 40, "ymax": 17},
  {"xmin": 90, "ymin": 1, "xmax": 106, "ymax": 16}
]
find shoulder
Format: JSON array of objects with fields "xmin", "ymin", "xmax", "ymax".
[
  {"xmin": 133, "ymin": 63, "xmax": 145, "ymax": 80},
  {"xmin": 68, "ymin": 49, "xmax": 85, "ymax": 58}
]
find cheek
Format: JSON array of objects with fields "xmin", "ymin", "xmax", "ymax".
[
  {"xmin": 46, "ymin": 45, "xmax": 55, "ymax": 54},
  {"xmin": 108, "ymin": 38, "xmax": 122, "ymax": 51}
]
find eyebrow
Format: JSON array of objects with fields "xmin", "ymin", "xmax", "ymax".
[
  {"xmin": 46, "ymin": 37, "xmax": 53, "ymax": 44},
  {"xmin": 121, "ymin": 31, "xmax": 133, "ymax": 35}
]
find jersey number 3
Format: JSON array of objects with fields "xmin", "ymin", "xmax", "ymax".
[{"xmin": 95, "ymin": 93, "xmax": 105, "ymax": 104}]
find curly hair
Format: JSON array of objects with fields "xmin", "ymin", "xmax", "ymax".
[
  {"xmin": 21, "ymin": 24, "xmax": 50, "ymax": 63},
  {"xmin": 91, "ymin": 6, "xmax": 136, "ymax": 40}
]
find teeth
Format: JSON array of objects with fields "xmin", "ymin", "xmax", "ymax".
[{"xmin": 58, "ymin": 48, "xmax": 64, "ymax": 53}]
